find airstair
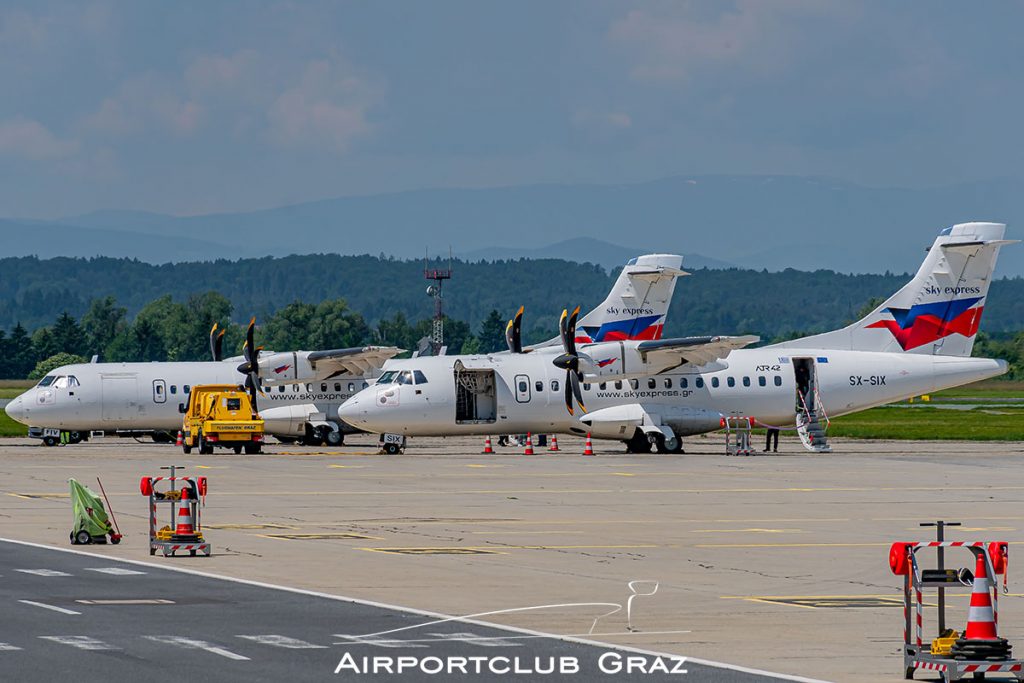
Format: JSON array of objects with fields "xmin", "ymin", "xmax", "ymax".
[{"xmin": 796, "ymin": 386, "xmax": 832, "ymax": 453}]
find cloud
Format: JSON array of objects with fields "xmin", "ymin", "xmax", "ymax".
[
  {"xmin": 0, "ymin": 118, "xmax": 78, "ymax": 160},
  {"xmin": 85, "ymin": 74, "xmax": 204, "ymax": 137},
  {"xmin": 266, "ymin": 58, "xmax": 377, "ymax": 152},
  {"xmin": 609, "ymin": 1, "xmax": 843, "ymax": 83}
]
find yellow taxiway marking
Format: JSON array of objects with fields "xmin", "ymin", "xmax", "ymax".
[
  {"xmin": 328, "ymin": 465, "xmax": 367, "ymax": 469},
  {"xmin": 693, "ymin": 528, "xmax": 804, "ymax": 534},
  {"xmin": 469, "ymin": 530, "xmax": 584, "ymax": 535},
  {"xmin": 697, "ymin": 542, "xmax": 888, "ymax": 549},
  {"xmin": 465, "ymin": 464, "xmax": 506, "ymax": 468},
  {"xmin": 258, "ymin": 532, "xmax": 383, "ymax": 541},
  {"xmin": 360, "ymin": 544, "xmax": 657, "ymax": 553},
  {"xmin": 610, "ymin": 472, "xmax": 636, "ymax": 477},
  {"xmin": 7, "ymin": 492, "xmax": 69, "ymax": 500},
  {"xmin": 205, "ymin": 523, "xmax": 299, "ymax": 530}
]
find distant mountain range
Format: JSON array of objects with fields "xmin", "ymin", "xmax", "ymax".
[{"xmin": 3, "ymin": 174, "xmax": 1022, "ymax": 276}]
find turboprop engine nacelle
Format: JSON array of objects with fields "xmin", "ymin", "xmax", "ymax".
[
  {"xmin": 257, "ymin": 352, "xmax": 316, "ymax": 384},
  {"xmin": 581, "ymin": 403, "xmax": 723, "ymax": 440},
  {"xmin": 572, "ymin": 335, "xmax": 757, "ymax": 383},
  {"xmin": 259, "ymin": 403, "xmax": 314, "ymax": 437}
]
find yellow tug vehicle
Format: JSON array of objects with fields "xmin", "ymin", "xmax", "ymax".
[{"xmin": 180, "ymin": 384, "xmax": 264, "ymax": 454}]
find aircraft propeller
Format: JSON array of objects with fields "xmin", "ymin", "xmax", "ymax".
[
  {"xmin": 209, "ymin": 323, "xmax": 225, "ymax": 362},
  {"xmin": 505, "ymin": 305, "xmax": 524, "ymax": 353},
  {"xmin": 552, "ymin": 306, "xmax": 588, "ymax": 416},
  {"xmin": 235, "ymin": 317, "xmax": 263, "ymax": 411}
]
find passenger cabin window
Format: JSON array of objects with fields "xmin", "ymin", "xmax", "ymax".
[
  {"xmin": 305, "ymin": 383, "xmax": 312, "ymax": 392},
  {"xmin": 696, "ymin": 377, "xmax": 704, "ymax": 388},
  {"xmin": 321, "ymin": 383, "xmax": 327, "ymax": 392},
  {"xmin": 614, "ymin": 380, "xmax": 622, "ymax": 390},
  {"xmin": 278, "ymin": 385, "xmax": 285, "ymax": 393},
  {"xmin": 334, "ymin": 383, "xmax": 342, "ymax": 391},
  {"xmin": 727, "ymin": 377, "xmax": 735, "ymax": 388},
  {"xmin": 664, "ymin": 378, "xmax": 672, "ymax": 388},
  {"xmin": 37, "ymin": 375, "xmax": 57, "ymax": 387},
  {"xmin": 599, "ymin": 383, "xmax": 607, "ymax": 390},
  {"xmin": 648, "ymin": 378, "xmax": 656, "ymax": 389},
  {"xmin": 583, "ymin": 383, "xmax": 591, "ymax": 391},
  {"xmin": 170, "ymin": 385, "xmax": 177, "ymax": 394},
  {"xmin": 184, "ymin": 385, "xmax": 191, "ymax": 394},
  {"xmin": 630, "ymin": 379, "xmax": 638, "ymax": 390},
  {"xmin": 681, "ymin": 378, "xmax": 688, "ymax": 388},
  {"xmin": 742, "ymin": 376, "xmax": 751, "ymax": 387},
  {"xmin": 551, "ymin": 380, "xmax": 559, "ymax": 392},
  {"xmin": 349, "ymin": 382, "xmax": 357, "ymax": 391},
  {"xmin": 711, "ymin": 377, "xmax": 720, "ymax": 388},
  {"xmin": 535, "ymin": 380, "xmax": 543, "ymax": 392},
  {"xmin": 758, "ymin": 376, "xmax": 766, "ymax": 387},
  {"xmin": 226, "ymin": 398, "xmax": 241, "ymax": 411},
  {"xmin": 292, "ymin": 384, "xmax": 299, "ymax": 392},
  {"xmin": 518, "ymin": 380, "xmax": 528, "ymax": 393},
  {"xmin": 774, "ymin": 375, "xmax": 783, "ymax": 386}
]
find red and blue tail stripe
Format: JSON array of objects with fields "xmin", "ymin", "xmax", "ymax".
[{"xmin": 866, "ymin": 297, "xmax": 984, "ymax": 350}]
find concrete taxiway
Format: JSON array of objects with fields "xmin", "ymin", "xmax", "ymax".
[{"xmin": 1, "ymin": 434, "xmax": 1022, "ymax": 682}]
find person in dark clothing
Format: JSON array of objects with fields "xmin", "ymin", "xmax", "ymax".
[{"xmin": 764, "ymin": 427, "xmax": 779, "ymax": 453}]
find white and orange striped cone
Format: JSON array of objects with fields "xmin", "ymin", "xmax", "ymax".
[
  {"xmin": 175, "ymin": 431, "xmax": 183, "ymax": 446},
  {"xmin": 524, "ymin": 433, "xmax": 534, "ymax": 455},
  {"xmin": 582, "ymin": 433, "xmax": 594, "ymax": 456},
  {"xmin": 175, "ymin": 502, "xmax": 196, "ymax": 537},
  {"xmin": 965, "ymin": 551, "xmax": 999, "ymax": 640},
  {"xmin": 548, "ymin": 435, "xmax": 559, "ymax": 452},
  {"xmin": 482, "ymin": 436, "xmax": 494, "ymax": 454}
]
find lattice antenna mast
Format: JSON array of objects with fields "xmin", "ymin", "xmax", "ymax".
[{"xmin": 424, "ymin": 248, "xmax": 453, "ymax": 355}]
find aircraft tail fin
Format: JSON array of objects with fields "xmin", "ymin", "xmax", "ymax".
[
  {"xmin": 775, "ymin": 222, "xmax": 1013, "ymax": 357},
  {"xmin": 575, "ymin": 254, "xmax": 686, "ymax": 344}
]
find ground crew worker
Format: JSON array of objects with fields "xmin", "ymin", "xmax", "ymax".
[{"xmin": 764, "ymin": 427, "xmax": 779, "ymax": 453}]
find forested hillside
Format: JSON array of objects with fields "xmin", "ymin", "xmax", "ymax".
[{"xmin": 0, "ymin": 253, "xmax": 1021, "ymax": 380}]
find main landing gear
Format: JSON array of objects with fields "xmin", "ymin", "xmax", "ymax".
[{"xmin": 625, "ymin": 429, "xmax": 683, "ymax": 454}]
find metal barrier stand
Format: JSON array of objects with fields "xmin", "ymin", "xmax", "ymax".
[{"xmin": 145, "ymin": 465, "xmax": 211, "ymax": 558}]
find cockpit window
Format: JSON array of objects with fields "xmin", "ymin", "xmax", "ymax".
[
  {"xmin": 68, "ymin": 376, "xmax": 80, "ymax": 387},
  {"xmin": 53, "ymin": 376, "xmax": 70, "ymax": 389},
  {"xmin": 396, "ymin": 370, "xmax": 414, "ymax": 385},
  {"xmin": 37, "ymin": 375, "xmax": 57, "ymax": 387},
  {"xmin": 377, "ymin": 370, "xmax": 398, "ymax": 384},
  {"xmin": 413, "ymin": 370, "xmax": 427, "ymax": 385}
]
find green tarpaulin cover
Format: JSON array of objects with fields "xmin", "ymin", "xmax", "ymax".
[{"xmin": 69, "ymin": 478, "xmax": 112, "ymax": 537}]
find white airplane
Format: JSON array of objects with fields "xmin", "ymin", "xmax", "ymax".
[
  {"xmin": 339, "ymin": 222, "xmax": 1014, "ymax": 453},
  {"xmin": 4, "ymin": 319, "xmax": 402, "ymax": 446}
]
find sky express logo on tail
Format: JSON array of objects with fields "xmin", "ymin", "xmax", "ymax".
[
  {"xmin": 577, "ymin": 309, "xmax": 663, "ymax": 344},
  {"xmin": 866, "ymin": 296, "xmax": 985, "ymax": 350}
]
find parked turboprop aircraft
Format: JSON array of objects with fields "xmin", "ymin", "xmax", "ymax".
[
  {"xmin": 5, "ymin": 254, "xmax": 687, "ymax": 447},
  {"xmin": 339, "ymin": 223, "xmax": 1014, "ymax": 453},
  {"xmin": 3, "ymin": 319, "xmax": 402, "ymax": 446}
]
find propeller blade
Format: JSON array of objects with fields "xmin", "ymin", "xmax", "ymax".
[
  {"xmin": 244, "ymin": 317, "xmax": 256, "ymax": 363},
  {"xmin": 570, "ymin": 372, "xmax": 587, "ymax": 414},
  {"xmin": 567, "ymin": 305, "xmax": 580, "ymax": 356},
  {"xmin": 558, "ymin": 309, "xmax": 569, "ymax": 353},
  {"xmin": 564, "ymin": 370, "xmax": 575, "ymax": 416},
  {"xmin": 215, "ymin": 328, "xmax": 225, "ymax": 361},
  {"xmin": 505, "ymin": 305, "xmax": 524, "ymax": 353},
  {"xmin": 209, "ymin": 323, "xmax": 220, "ymax": 361}
]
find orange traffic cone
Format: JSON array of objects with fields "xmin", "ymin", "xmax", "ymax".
[
  {"xmin": 175, "ymin": 502, "xmax": 196, "ymax": 537},
  {"xmin": 524, "ymin": 433, "xmax": 534, "ymax": 455},
  {"xmin": 548, "ymin": 435, "xmax": 560, "ymax": 452},
  {"xmin": 583, "ymin": 433, "xmax": 594, "ymax": 456},
  {"xmin": 482, "ymin": 436, "xmax": 494, "ymax": 454},
  {"xmin": 965, "ymin": 551, "xmax": 999, "ymax": 640},
  {"xmin": 176, "ymin": 431, "xmax": 183, "ymax": 446}
]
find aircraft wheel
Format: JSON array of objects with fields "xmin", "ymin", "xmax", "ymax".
[
  {"xmin": 663, "ymin": 435, "xmax": 683, "ymax": 454},
  {"xmin": 68, "ymin": 431, "xmax": 83, "ymax": 444},
  {"xmin": 244, "ymin": 443, "xmax": 261, "ymax": 455},
  {"xmin": 232, "ymin": 445, "xmax": 242, "ymax": 454},
  {"xmin": 649, "ymin": 432, "xmax": 669, "ymax": 454},
  {"xmin": 182, "ymin": 444, "xmax": 192, "ymax": 454},
  {"xmin": 325, "ymin": 429, "xmax": 343, "ymax": 446},
  {"xmin": 75, "ymin": 530, "xmax": 92, "ymax": 545},
  {"xmin": 625, "ymin": 431, "xmax": 652, "ymax": 454},
  {"xmin": 42, "ymin": 436, "xmax": 59, "ymax": 447},
  {"xmin": 382, "ymin": 443, "xmax": 401, "ymax": 455}
]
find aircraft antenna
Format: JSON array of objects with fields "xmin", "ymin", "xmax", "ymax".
[{"xmin": 424, "ymin": 247, "xmax": 453, "ymax": 356}]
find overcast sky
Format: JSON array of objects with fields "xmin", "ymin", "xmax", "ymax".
[{"xmin": 2, "ymin": 1, "xmax": 1022, "ymax": 218}]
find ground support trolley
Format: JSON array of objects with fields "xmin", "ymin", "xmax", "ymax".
[
  {"xmin": 891, "ymin": 522, "xmax": 1021, "ymax": 682},
  {"xmin": 140, "ymin": 466, "xmax": 211, "ymax": 558},
  {"xmin": 722, "ymin": 415, "xmax": 753, "ymax": 456}
]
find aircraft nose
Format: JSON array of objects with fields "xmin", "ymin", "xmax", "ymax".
[
  {"xmin": 4, "ymin": 396, "xmax": 26, "ymax": 424},
  {"xmin": 337, "ymin": 394, "xmax": 368, "ymax": 427}
]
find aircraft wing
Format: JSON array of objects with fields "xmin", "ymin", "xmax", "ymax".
[
  {"xmin": 636, "ymin": 335, "xmax": 759, "ymax": 371},
  {"xmin": 305, "ymin": 346, "xmax": 404, "ymax": 377}
]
